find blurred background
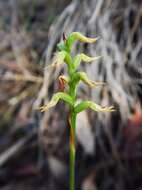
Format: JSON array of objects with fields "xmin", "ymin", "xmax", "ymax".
[{"xmin": 0, "ymin": 0, "xmax": 142, "ymax": 189}]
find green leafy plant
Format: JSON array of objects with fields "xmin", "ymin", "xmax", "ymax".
[{"xmin": 39, "ymin": 32, "xmax": 115, "ymax": 190}]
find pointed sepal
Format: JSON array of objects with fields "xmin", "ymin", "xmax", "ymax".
[
  {"xmin": 65, "ymin": 32, "xmax": 99, "ymax": 51},
  {"xmin": 69, "ymin": 32, "xmax": 99, "ymax": 43},
  {"xmin": 73, "ymin": 53, "xmax": 101, "ymax": 68},
  {"xmin": 39, "ymin": 92, "xmax": 73, "ymax": 112},
  {"xmin": 45, "ymin": 51, "xmax": 72, "ymax": 69},
  {"xmin": 77, "ymin": 72, "xmax": 105, "ymax": 88},
  {"xmin": 74, "ymin": 100, "xmax": 115, "ymax": 114}
]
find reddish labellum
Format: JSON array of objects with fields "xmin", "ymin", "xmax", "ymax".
[{"xmin": 58, "ymin": 77, "xmax": 66, "ymax": 91}]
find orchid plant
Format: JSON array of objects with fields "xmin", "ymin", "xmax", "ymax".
[{"xmin": 39, "ymin": 32, "xmax": 114, "ymax": 190}]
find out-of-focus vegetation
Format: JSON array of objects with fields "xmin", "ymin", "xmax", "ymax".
[
  {"xmin": 0, "ymin": 0, "xmax": 70, "ymax": 126},
  {"xmin": 0, "ymin": 0, "xmax": 142, "ymax": 190}
]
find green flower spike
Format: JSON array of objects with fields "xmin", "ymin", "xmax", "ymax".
[{"xmin": 39, "ymin": 32, "xmax": 115, "ymax": 190}]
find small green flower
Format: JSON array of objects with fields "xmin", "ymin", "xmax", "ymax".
[
  {"xmin": 77, "ymin": 72, "xmax": 105, "ymax": 88},
  {"xmin": 74, "ymin": 100, "xmax": 115, "ymax": 114},
  {"xmin": 39, "ymin": 92, "xmax": 73, "ymax": 112},
  {"xmin": 66, "ymin": 32, "xmax": 99, "ymax": 51},
  {"xmin": 73, "ymin": 53, "xmax": 101, "ymax": 68}
]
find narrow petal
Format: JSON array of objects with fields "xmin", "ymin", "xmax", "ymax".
[
  {"xmin": 74, "ymin": 100, "xmax": 115, "ymax": 114},
  {"xmin": 80, "ymin": 54, "xmax": 101, "ymax": 62},
  {"xmin": 65, "ymin": 32, "xmax": 99, "ymax": 51},
  {"xmin": 70, "ymin": 32, "xmax": 99, "ymax": 43},
  {"xmin": 39, "ymin": 92, "xmax": 73, "ymax": 112},
  {"xmin": 73, "ymin": 54, "xmax": 101, "ymax": 68},
  {"xmin": 45, "ymin": 51, "xmax": 72, "ymax": 69},
  {"xmin": 44, "ymin": 51, "xmax": 66, "ymax": 69},
  {"xmin": 77, "ymin": 72, "xmax": 105, "ymax": 88}
]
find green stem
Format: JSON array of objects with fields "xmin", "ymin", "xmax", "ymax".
[
  {"xmin": 69, "ymin": 111, "xmax": 76, "ymax": 190},
  {"xmin": 67, "ymin": 45, "xmax": 77, "ymax": 190}
]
